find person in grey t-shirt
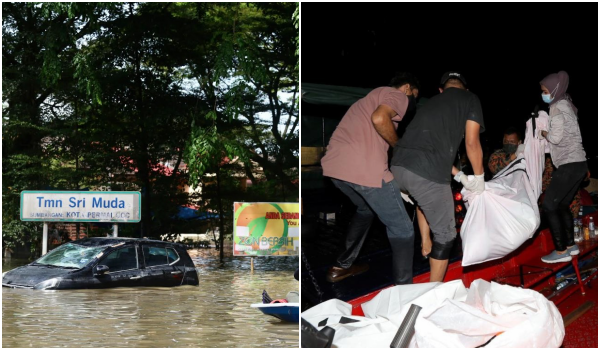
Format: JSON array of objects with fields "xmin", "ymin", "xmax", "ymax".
[{"xmin": 538, "ymin": 71, "xmax": 588, "ymax": 264}]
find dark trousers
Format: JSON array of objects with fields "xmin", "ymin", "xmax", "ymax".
[
  {"xmin": 541, "ymin": 161, "xmax": 588, "ymax": 251},
  {"xmin": 331, "ymin": 178, "xmax": 414, "ymax": 284}
]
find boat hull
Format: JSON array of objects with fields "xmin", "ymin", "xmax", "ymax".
[{"xmin": 251, "ymin": 303, "xmax": 300, "ymax": 322}]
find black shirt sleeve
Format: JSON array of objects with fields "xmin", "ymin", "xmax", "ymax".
[{"xmin": 467, "ymin": 94, "xmax": 485, "ymax": 133}]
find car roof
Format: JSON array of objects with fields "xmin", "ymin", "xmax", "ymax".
[{"xmin": 70, "ymin": 237, "xmax": 174, "ymax": 247}]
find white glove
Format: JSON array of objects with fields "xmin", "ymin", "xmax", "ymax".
[
  {"xmin": 454, "ymin": 171, "xmax": 469, "ymax": 187},
  {"xmin": 462, "ymin": 174, "xmax": 485, "ymax": 194},
  {"xmin": 516, "ymin": 143, "xmax": 525, "ymax": 157},
  {"xmin": 536, "ymin": 129, "xmax": 547, "ymax": 140},
  {"xmin": 400, "ymin": 191, "xmax": 414, "ymax": 205}
]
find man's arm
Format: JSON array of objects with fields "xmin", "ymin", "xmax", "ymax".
[
  {"xmin": 372, "ymin": 104, "xmax": 399, "ymax": 147},
  {"xmin": 465, "ymin": 120, "xmax": 484, "ymax": 175},
  {"xmin": 451, "ymin": 165, "xmax": 460, "ymax": 176}
]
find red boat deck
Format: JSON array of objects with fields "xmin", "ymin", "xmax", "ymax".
[
  {"xmin": 348, "ymin": 211, "xmax": 598, "ymax": 348},
  {"xmin": 560, "ymin": 277, "xmax": 597, "ymax": 348}
]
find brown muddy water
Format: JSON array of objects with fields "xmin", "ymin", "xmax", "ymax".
[{"xmin": 2, "ymin": 255, "xmax": 299, "ymax": 348}]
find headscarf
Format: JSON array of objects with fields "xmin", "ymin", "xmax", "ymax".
[{"xmin": 540, "ymin": 70, "xmax": 578, "ymax": 115}]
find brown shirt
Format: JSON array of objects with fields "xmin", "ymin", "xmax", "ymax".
[
  {"xmin": 321, "ymin": 87, "xmax": 408, "ymax": 188},
  {"xmin": 488, "ymin": 149, "xmax": 513, "ymax": 175}
]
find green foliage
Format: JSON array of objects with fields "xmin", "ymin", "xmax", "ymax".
[
  {"xmin": 2, "ymin": 221, "xmax": 42, "ymax": 255},
  {"xmin": 2, "ymin": 2, "xmax": 299, "ymax": 257},
  {"xmin": 294, "ymin": 3, "xmax": 299, "ymax": 64}
]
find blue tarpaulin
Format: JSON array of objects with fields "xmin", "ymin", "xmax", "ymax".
[{"xmin": 175, "ymin": 206, "xmax": 220, "ymax": 221}]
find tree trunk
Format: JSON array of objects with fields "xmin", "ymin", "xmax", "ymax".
[
  {"xmin": 139, "ymin": 162, "xmax": 152, "ymax": 238},
  {"xmin": 215, "ymin": 166, "xmax": 226, "ymax": 263}
]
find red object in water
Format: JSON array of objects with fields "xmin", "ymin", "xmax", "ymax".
[
  {"xmin": 270, "ymin": 299, "xmax": 288, "ymax": 304},
  {"xmin": 454, "ymin": 192, "xmax": 462, "ymax": 201}
]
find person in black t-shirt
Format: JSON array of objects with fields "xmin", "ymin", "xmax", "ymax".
[{"xmin": 391, "ymin": 71, "xmax": 486, "ymax": 282}]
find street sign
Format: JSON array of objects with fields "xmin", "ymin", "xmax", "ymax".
[{"xmin": 20, "ymin": 191, "xmax": 141, "ymax": 223}]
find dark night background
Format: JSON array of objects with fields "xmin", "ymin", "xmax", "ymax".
[{"xmin": 301, "ymin": 3, "xmax": 598, "ymax": 177}]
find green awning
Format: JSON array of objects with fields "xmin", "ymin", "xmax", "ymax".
[
  {"xmin": 301, "ymin": 83, "xmax": 371, "ymax": 106},
  {"xmin": 302, "ymin": 83, "xmax": 428, "ymax": 107}
]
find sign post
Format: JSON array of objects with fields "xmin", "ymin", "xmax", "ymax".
[
  {"xmin": 21, "ymin": 191, "xmax": 141, "ymax": 255},
  {"xmin": 42, "ymin": 222, "xmax": 48, "ymax": 255}
]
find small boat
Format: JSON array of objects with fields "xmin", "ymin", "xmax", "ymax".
[{"xmin": 251, "ymin": 290, "xmax": 300, "ymax": 323}]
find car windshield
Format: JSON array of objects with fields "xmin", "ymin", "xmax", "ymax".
[{"xmin": 35, "ymin": 243, "xmax": 106, "ymax": 268}]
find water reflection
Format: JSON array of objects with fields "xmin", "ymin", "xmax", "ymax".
[{"xmin": 2, "ymin": 255, "xmax": 299, "ymax": 348}]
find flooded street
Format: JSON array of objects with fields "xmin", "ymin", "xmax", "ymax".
[{"xmin": 2, "ymin": 255, "xmax": 299, "ymax": 348}]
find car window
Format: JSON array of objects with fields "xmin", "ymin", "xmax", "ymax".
[
  {"xmin": 142, "ymin": 246, "xmax": 180, "ymax": 266},
  {"xmin": 167, "ymin": 248, "xmax": 179, "ymax": 264},
  {"xmin": 100, "ymin": 246, "xmax": 138, "ymax": 273},
  {"xmin": 143, "ymin": 246, "xmax": 169, "ymax": 267},
  {"xmin": 36, "ymin": 243, "xmax": 105, "ymax": 268}
]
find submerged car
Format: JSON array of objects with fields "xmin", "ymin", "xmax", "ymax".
[{"xmin": 2, "ymin": 237, "xmax": 199, "ymax": 290}]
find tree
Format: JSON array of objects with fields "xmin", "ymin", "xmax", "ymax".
[
  {"xmin": 2, "ymin": 2, "xmax": 109, "ymax": 248},
  {"xmin": 184, "ymin": 3, "xmax": 299, "ymax": 261},
  {"xmin": 3, "ymin": 2, "xmax": 299, "ymax": 258}
]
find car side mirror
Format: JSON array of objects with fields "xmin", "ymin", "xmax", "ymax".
[{"xmin": 94, "ymin": 265, "xmax": 110, "ymax": 276}]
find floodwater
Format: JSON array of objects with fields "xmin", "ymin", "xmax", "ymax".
[{"xmin": 2, "ymin": 255, "xmax": 299, "ymax": 348}]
